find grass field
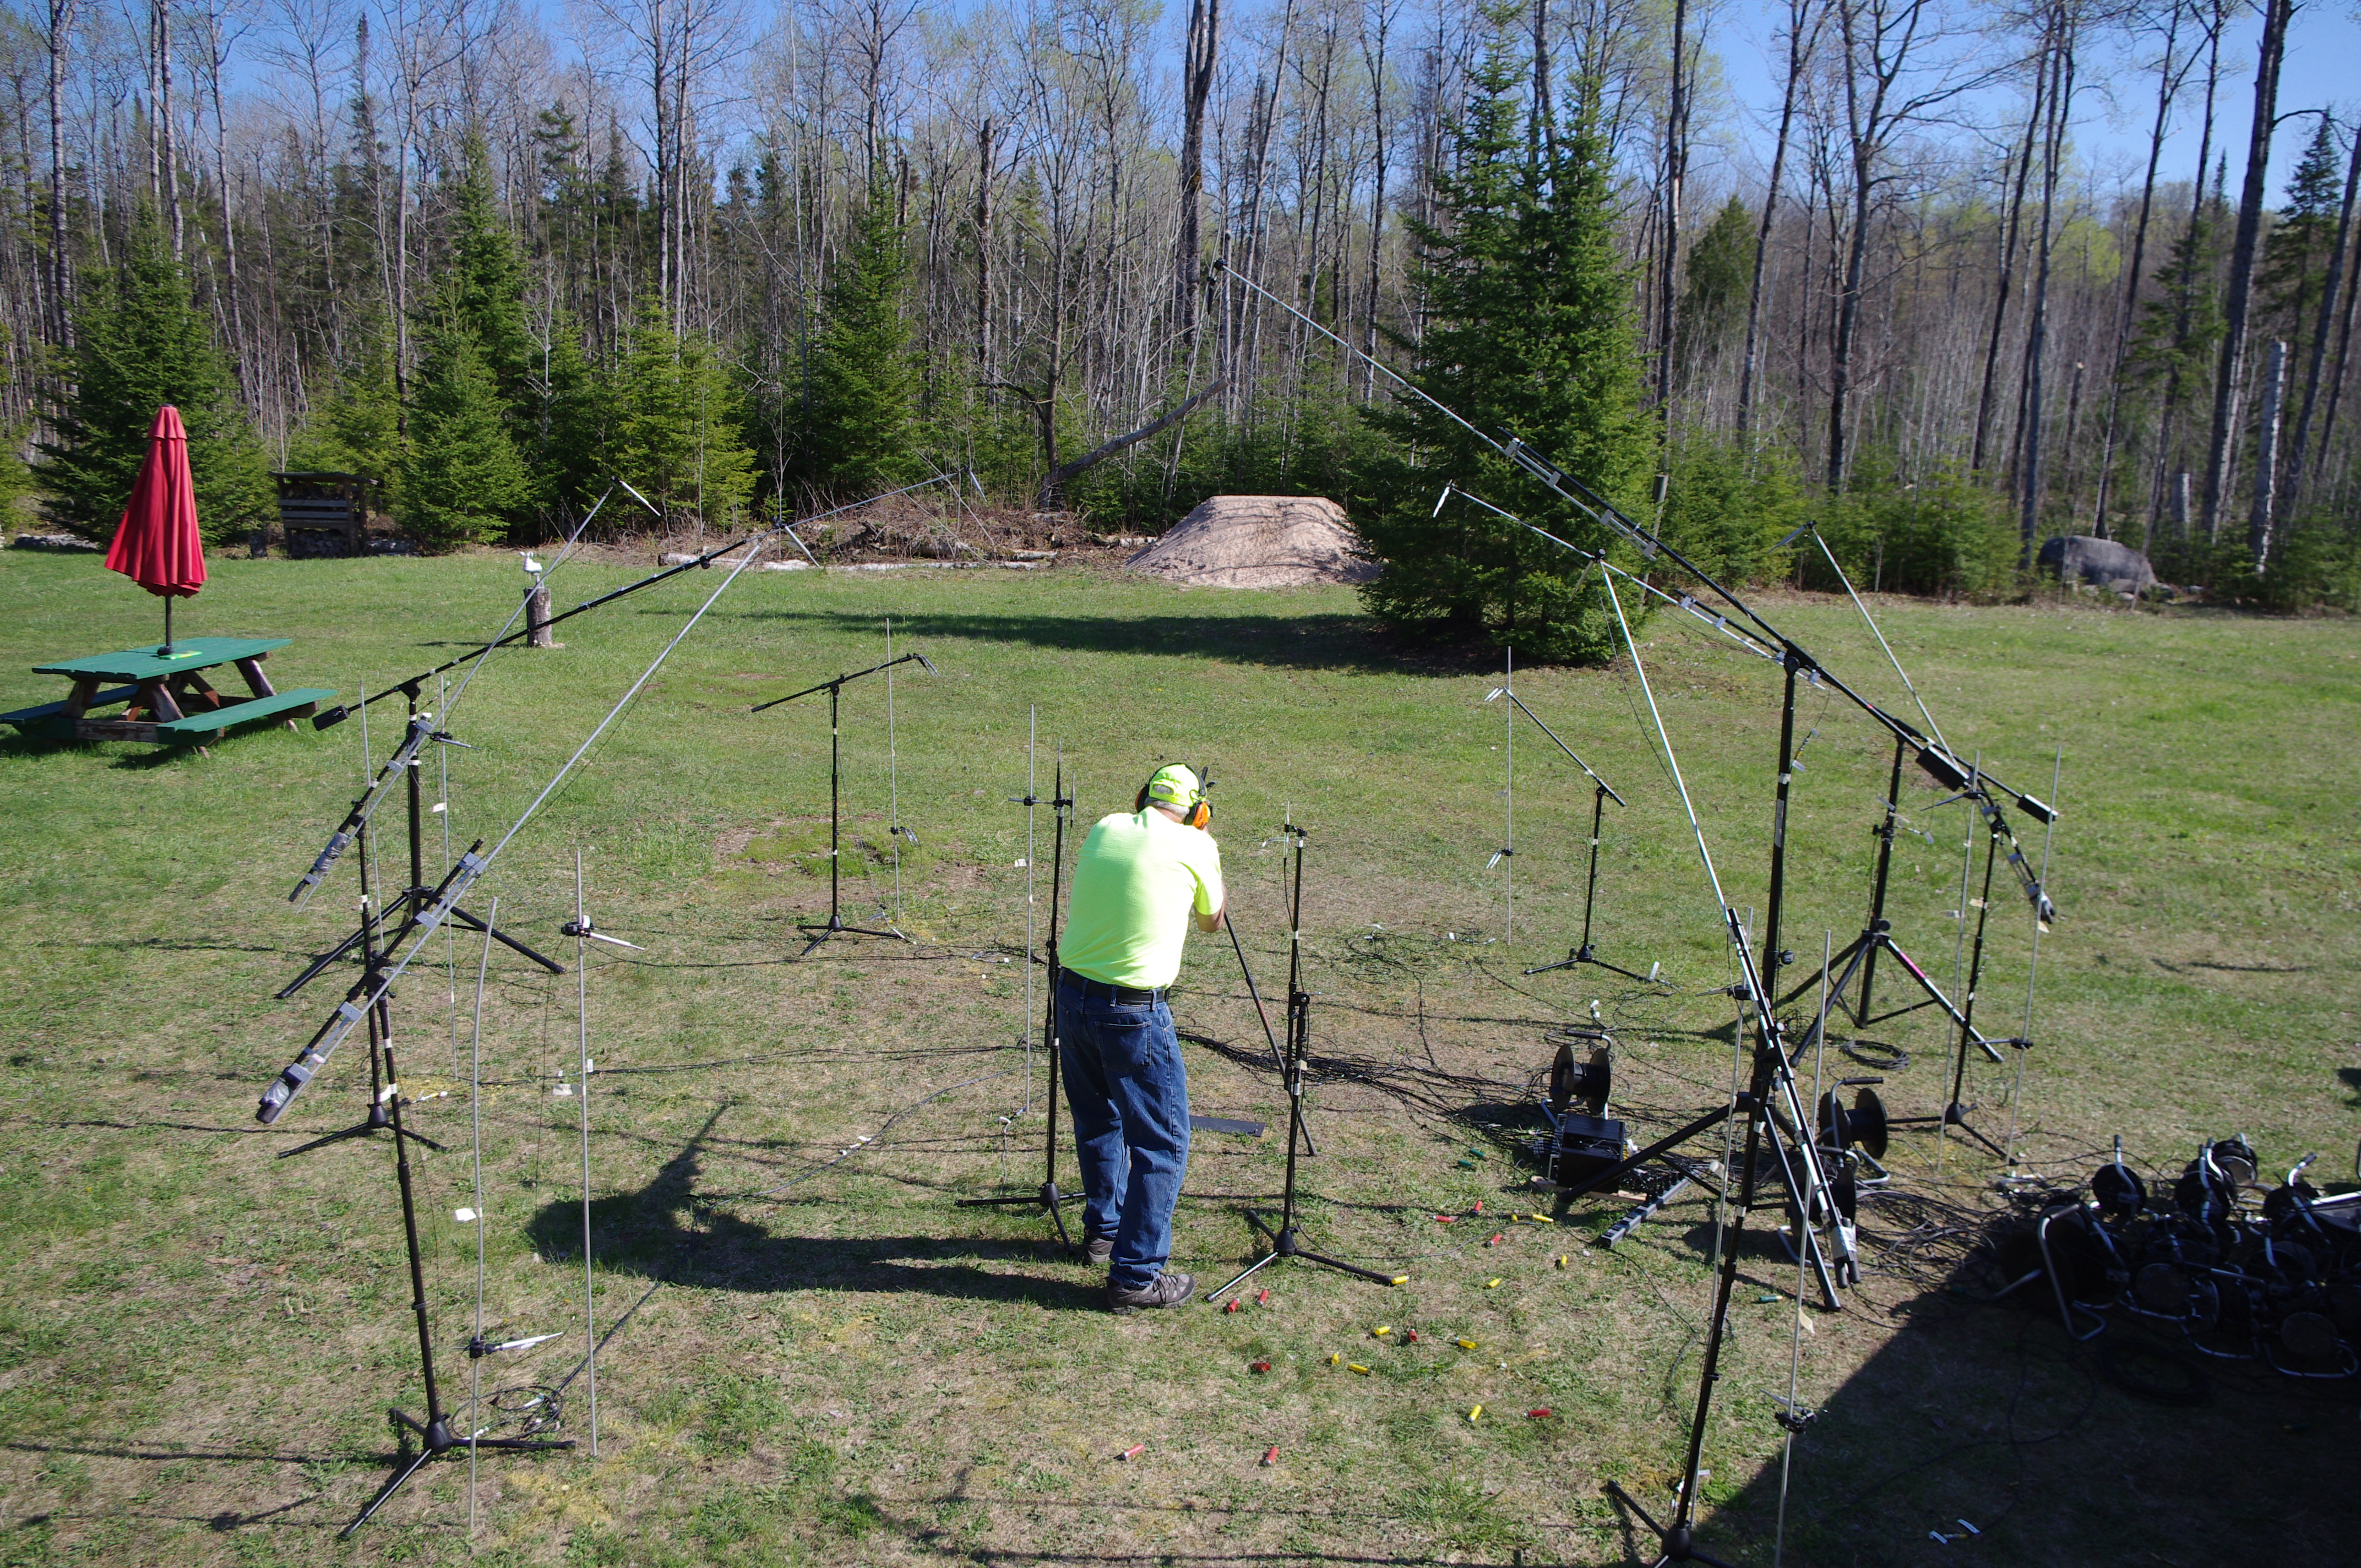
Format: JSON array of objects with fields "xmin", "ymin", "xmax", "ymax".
[{"xmin": 0, "ymin": 545, "xmax": 2355, "ymax": 1568}]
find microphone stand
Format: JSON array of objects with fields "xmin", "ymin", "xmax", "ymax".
[
  {"xmin": 1493, "ymin": 690, "xmax": 1658, "ymax": 984},
  {"xmin": 339, "ymin": 1009, "xmax": 573, "ymax": 1538},
  {"xmin": 281, "ymin": 683, "xmax": 561, "ymax": 1001},
  {"xmin": 752, "ymin": 652, "xmax": 937, "ymax": 956},
  {"xmin": 958, "ymin": 758, "xmax": 1084, "ymax": 1249},
  {"xmin": 1197, "ymin": 768, "xmax": 1310, "ymax": 1151},
  {"xmin": 1209, "ymin": 819, "xmax": 1405, "ymax": 1298}
]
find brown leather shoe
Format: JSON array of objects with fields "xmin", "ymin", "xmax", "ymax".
[
  {"xmin": 1106, "ymin": 1271, "xmax": 1195, "ymax": 1314},
  {"xmin": 1085, "ymin": 1236, "xmax": 1114, "ymax": 1267}
]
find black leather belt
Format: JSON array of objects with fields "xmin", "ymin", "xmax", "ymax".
[{"xmin": 1058, "ymin": 973, "xmax": 1166, "ymax": 1006}]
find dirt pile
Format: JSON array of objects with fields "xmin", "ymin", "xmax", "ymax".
[{"xmin": 1123, "ymin": 495, "xmax": 1378, "ymax": 589}]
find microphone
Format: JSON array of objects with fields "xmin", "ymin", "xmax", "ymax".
[{"xmin": 617, "ymin": 477, "xmax": 662, "ymax": 519}]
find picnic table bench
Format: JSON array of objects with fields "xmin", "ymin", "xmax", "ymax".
[{"xmin": 1, "ymin": 637, "xmax": 335, "ymax": 751}]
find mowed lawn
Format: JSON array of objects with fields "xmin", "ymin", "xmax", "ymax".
[{"xmin": 0, "ymin": 544, "xmax": 2355, "ymax": 1568}]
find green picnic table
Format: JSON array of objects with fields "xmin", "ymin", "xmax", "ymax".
[{"xmin": 1, "ymin": 637, "xmax": 336, "ymax": 751}]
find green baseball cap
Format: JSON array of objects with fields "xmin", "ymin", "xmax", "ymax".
[{"xmin": 1145, "ymin": 764, "xmax": 1203, "ymax": 809}]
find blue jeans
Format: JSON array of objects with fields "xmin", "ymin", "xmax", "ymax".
[{"xmin": 1056, "ymin": 980, "xmax": 1191, "ymax": 1292}]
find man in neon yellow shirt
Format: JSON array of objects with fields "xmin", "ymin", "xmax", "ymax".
[{"xmin": 1056, "ymin": 763, "xmax": 1225, "ymax": 1312}]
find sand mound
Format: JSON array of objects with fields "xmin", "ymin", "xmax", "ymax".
[{"xmin": 1123, "ymin": 495, "xmax": 1378, "ymax": 589}]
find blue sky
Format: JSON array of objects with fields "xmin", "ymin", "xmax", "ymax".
[
  {"xmin": 1704, "ymin": 0, "xmax": 2361, "ymax": 200},
  {"xmin": 508, "ymin": 0, "xmax": 2355, "ymax": 208}
]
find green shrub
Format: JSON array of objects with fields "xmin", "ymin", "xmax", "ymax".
[
  {"xmin": 1811, "ymin": 456, "xmax": 2016, "ymax": 596},
  {"xmin": 1657, "ymin": 438, "xmax": 1804, "ymax": 585}
]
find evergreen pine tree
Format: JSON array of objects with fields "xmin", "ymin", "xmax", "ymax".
[
  {"xmin": 449, "ymin": 129, "xmax": 532, "ymax": 416},
  {"xmin": 535, "ymin": 320, "xmax": 616, "ymax": 521},
  {"xmin": 1678, "ymin": 195, "xmax": 1756, "ymax": 368},
  {"xmin": 287, "ymin": 312, "xmax": 403, "ymax": 496},
  {"xmin": 2126, "ymin": 200, "xmax": 2229, "ymax": 462},
  {"xmin": 803, "ymin": 189, "xmax": 922, "ymax": 498},
  {"xmin": 611, "ymin": 296, "xmax": 758, "ymax": 527},
  {"xmin": 1351, "ymin": 46, "xmax": 1650, "ymax": 662},
  {"xmin": 401, "ymin": 313, "xmax": 529, "ymax": 550},
  {"xmin": 40, "ymin": 217, "xmax": 274, "ymax": 545},
  {"xmin": 2259, "ymin": 118, "xmax": 2344, "ymax": 355}
]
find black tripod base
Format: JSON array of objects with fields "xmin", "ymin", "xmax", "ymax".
[
  {"xmin": 1525, "ymin": 945, "xmax": 1661, "ymax": 982},
  {"xmin": 276, "ymin": 1106, "xmax": 446, "ymax": 1159},
  {"xmin": 796, "ymin": 917, "xmax": 911, "ymax": 957},
  {"xmin": 1210, "ymin": 1213, "xmax": 1405, "ymax": 1298},
  {"xmin": 1888, "ymin": 1103, "xmax": 2010, "ymax": 1159},
  {"xmin": 956, "ymin": 1180, "xmax": 1085, "ymax": 1251},
  {"xmin": 282, "ymin": 898, "xmax": 563, "ymax": 999},
  {"xmin": 340, "ymin": 1404, "xmax": 575, "ymax": 1538},
  {"xmin": 1603, "ymin": 1480, "xmax": 1738, "ymax": 1568}
]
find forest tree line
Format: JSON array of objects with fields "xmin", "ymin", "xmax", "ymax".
[{"xmin": 2, "ymin": 0, "xmax": 2357, "ymax": 646}]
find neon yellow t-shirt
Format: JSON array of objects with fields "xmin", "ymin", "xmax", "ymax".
[{"xmin": 1057, "ymin": 810, "xmax": 1226, "ymax": 990}]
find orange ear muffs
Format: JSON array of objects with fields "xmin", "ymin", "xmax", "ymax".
[{"xmin": 1138, "ymin": 776, "xmax": 1212, "ymax": 828}]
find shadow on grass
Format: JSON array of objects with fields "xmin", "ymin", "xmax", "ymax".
[
  {"xmin": 719, "ymin": 605, "xmax": 1500, "ymax": 678},
  {"xmin": 526, "ymin": 1108, "xmax": 1101, "ymax": 1310},
  {"xmin": 0, "ymin": 732, "xmax": 198, "ymax": 771},
  {"xmin": 1623, "ymin": 1186, "xmax": 2361, "ymax": 1568}
]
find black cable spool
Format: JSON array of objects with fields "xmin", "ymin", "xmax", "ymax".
[
  {"xmin": 1814, "ymin": 1086, "xmax": 1889, "ymax": 1162},
  {"xmin": 1831, "ymin": 1157, "xmax": 1859, "ymax": 1223},
  {"xmin": 1548, "ymin": 1040, "xmax": 1612, "ymax": 1119},
  {"xmin": 2174, "ymin": 1164, "xmax": 2233, "ymax": 1227},
  {"xmin": 2276, "ymin": 1310, "xmax": 2342, "ymax": 1362},
  {"xmin": 1815, "ymin": 1091, "xmax": 1850, "ymax": 1153},
  {"xmin": 2261, "ymin": 1178, "xmax": 2321, "ymax": 1231},
  {"xmin": 2091, "ymin": 1161, "xmax": 2146, "ymax": 1220},
  {"xmin": 2134, "ymin": 1260, "xmax": 2196, "ymax": 1317},
  {"xmin": 2050, "ymin": 1211, "xmax": 2119, "ymax": 1305},
  {"xmin": 1848, "ymin": 1086, "xmax": 1889, "ymax": 1161}
]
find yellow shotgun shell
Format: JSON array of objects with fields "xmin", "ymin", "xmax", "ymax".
[
  {"xmin": 1456, "ymin": 1338, "xmax": 1478, "ymax": 1350},
  {"xmin": 1348, "ymin": 1363, "xmax": 1373, "ymax": 1375},
  {"xmin": 1390, "ymin": 1275, "xmax": 1410, "ymax": 1285},
  {"xmin": 1486, "ymin": 1278, "xmax": 1503, "ymax": 1288},
  {"xmin": 1372, "ymin": 1326, "xmax": 1392, "ymax": 1337},
  {"xmin": 1468, "ymin": 1404, "xmax": 1483, "ymax": 1422}
]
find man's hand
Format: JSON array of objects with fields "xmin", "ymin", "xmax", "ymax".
[{"xmin": 1196, "ymin": 901, "xmax": 1226, "ymax": 935}]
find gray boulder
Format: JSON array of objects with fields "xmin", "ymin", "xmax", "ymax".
[{"xmin": 2038, "ymin": 535, "xmax": 2156, "ymax": 596}]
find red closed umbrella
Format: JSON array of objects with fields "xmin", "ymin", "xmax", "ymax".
[{"xmin": 104, "ymin": 405, "xmax": 208, "ymax": 656}]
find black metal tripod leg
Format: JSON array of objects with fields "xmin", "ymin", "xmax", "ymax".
[
  {"xmin": 1606, "ymin": 1480, "xmax": 1665, "ymax": 1538},
  {"xmin": 1290, "ymin": 1245, "xmax": 1406, "ymax": 1285},
  {"xmin": 278, "ymin": 926, "xmax": 373, "ymax": 998},
  {"xmin": 1581, "ymin": 955, "xmax": 1658, "ymax": 983},
  {"xmin": 274, "ymin": 1120, "xmax": 445, "ymax": 1159},
  {"xmin": 1210, "ymin": 1246, "xmax": 1283, "ymax": 1300},
  {"xmin": 446, "ymin": 905, "xmax": 567, "ymax": 974},
  {"xmin": 340, "ymin": 1444, "xmax": 436, "ymax": 1539},
  {"xmin": 1950, "ymin": 1113, "xmax": 2010, "ymax": 1159},
  {"xmin": 278, "ymin": 896, "xmax": 413, "ymax": 999}
]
